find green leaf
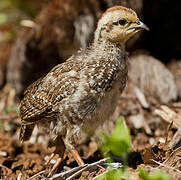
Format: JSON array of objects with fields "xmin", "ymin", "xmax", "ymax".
[
  {"xmin": 139, "ymin": 168, "xmax": 171, "ymax": 180},
  {"xmin": 95, "ymin": 168, "xmax": 124, "ymax": 180},
  {"xmin": 6, "ymin": 105, "xmax": 19, "ymax": 113},
  {"xmin": 101, "ymin": 117, "xmax": 131, "ymax": 159},
  {"xmin": 0, "ymin": 13, "xmax": 8, "ymax": 25}
]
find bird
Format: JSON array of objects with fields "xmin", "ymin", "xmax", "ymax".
[{"xmin": 19, "ymin": 5, "xmax": 149, "ymax": 172}]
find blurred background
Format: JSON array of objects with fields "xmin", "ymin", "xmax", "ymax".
[
  {"xmin": 0, "ymin": 0, "xmax": 181, "ymax": 97},
  {"xmin": 0, "ymin": 0, "xmax": 181, "ymax": 179}
]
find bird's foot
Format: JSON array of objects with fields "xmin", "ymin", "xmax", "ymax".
[
  {"xmin": 46, "ymin": 136, "xmax": 66, "ymax": 177},
  {"xmin": 47, "ymin": 157, "xmax": 63, "ymax": 177}
]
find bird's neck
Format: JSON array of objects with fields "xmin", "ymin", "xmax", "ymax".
[{"xmin": 91, "ymin": 39, "xmax": 126, "ymax": 61}]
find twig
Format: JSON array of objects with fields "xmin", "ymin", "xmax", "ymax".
[
  {"xmin": 28, "ymin": 170, "xmax": 46, "ymax": 180},
  {"xmin": 0, "ymin": 151, "xmax": 7, "ymax": 157},
  {"xmin": 155, "ymin": 105, "xmax": 181, "ymax": 127},
  {"xmin": 0, "ymin": 115, "xmax": 18, "ymax": 120},
  {"xmin": 151, "ymin": 159, "xmax": 181, "ymax": 174},
  {"xmin": 17, "ymin": 173, "xmax": 23, "ymax": 180},
  {"xmin": 46, "ymin": 164, "xmax": 86, "ymax": 180},
  {"xmin": 165, "ymin": 121, "xmax": 173, "ymax": 144},
  {"xmin": 169, "ymin": 129, "xmax": 181, "ymax": 149},
  {"xmin": 66, "ymin": 165, "xmax": 89, "ymax": 180},
  {"xmin": 48, "ymin": 158, "xmax": 109, "ymax": 180},
  {"xmin": 67, "ymin": 158, "xmax": 110, "ymax": 180},
  {"xmin": 47, "ymin": 164, "xmax": 87, "ymax": 180},
  {"xmin": 134, "ymin": 86, "xmax": 149, "ymax": 108},
  {"xmin": 104, "ymin": 162, "xmax": 123, "ymax": 170},
  {"xmin": 92, "ymin": 162, "xmax": 123, "ymax": 180},
  {"xmin": 155, "ymin": 105, "xmax": 181, "ymax": 149}
]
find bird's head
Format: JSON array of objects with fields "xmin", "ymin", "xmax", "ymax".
[{"xmin": 94, "ymin": 6, "xmax": 149, "ymax": 44}]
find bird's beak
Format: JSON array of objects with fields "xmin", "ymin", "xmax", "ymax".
[{"xmin": 129, "ymin": 20, "xmax": 149, "ymax": 31}]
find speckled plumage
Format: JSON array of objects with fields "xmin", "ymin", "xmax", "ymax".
[
  {"xmin": 19, "ymin": 6, "xmax": 148, "ymax": 159},
  {"xmin": 20, "ymin": 41, "xmax": 128, "ymax": 147}
]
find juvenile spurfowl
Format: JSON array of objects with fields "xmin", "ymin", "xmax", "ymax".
[{"xmin": 19, "ymin": 6, "xmax": 148, "ymax": 171}]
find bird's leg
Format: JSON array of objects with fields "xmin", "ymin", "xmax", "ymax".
[
  {"xmin": 48, "ymin": 157, "xmax": 63, "ymax": 177},
  {"xmin": 69, "ymin": 148, "xmax": 85, "ymax": 166},
  {"xmin": 48, "ymin": 136, "xmax": 66, "ymax": 176},
  {"xmin": 64, "ymin": 124, "xmax": 85, "ymax": 166}
]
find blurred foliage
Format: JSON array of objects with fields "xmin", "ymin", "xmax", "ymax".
[
  {"xmin": 97, "ymin": 117, "xmax": 131, "ymax": 179},
  {"xmin": 101, "ymin": 117, "xmax": 131, "ymax": 162},
  {"xmin": 139, "ymin": 169, "xmax": 171, "ymax": 180},
  {"xmin": 98, "ymin": 117, "xmax": 170, "ymax": 180},
  {"xmin": 0, "ymin": 120, "xmax": 2, "ymax": 129},
  {"xmin": 5, "ymin": 105, "xmax": 19, "ymax": 114},
  {"xmin": 0, "ymin": 105, "xmax": 19, "ymax": 118},
  {"xmin": 0, "ymin": 0, "xmax": 43, "ymax": 47},
  {"xmin": 0, "ymin": 0, "xmax": 39, "ymax": 18},
  {"xmin": 95, "ymin": 169, "xmax": 124, "ymax": 180},
  {"xmin": 0, "ymin": 13, "xmax": 8, "ymax": 25},
  {"xmin": 95, "ymin": 168, "xmax": 171, "ymax": 180}
]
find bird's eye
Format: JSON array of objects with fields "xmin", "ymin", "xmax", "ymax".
[{"xmin": 118, "ymin": 19, "xmax": 128, "ymax": 26}]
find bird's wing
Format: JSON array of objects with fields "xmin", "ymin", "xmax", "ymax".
[
  {"xmin": 20, "ymin": 60, "xmax": 82, "ymax": 123},
  {"xmin": 20, "ymin": 55, "xmax": 125, "ymax": 124}
]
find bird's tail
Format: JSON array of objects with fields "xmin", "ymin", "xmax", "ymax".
[{"xmin": 19, "ymin": 124, "xmax": 35, "ymax": 142}]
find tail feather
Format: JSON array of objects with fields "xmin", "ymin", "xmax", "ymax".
[{"xmin": 19, "ymin": 124, "xmax": 35, "ymax": 142}]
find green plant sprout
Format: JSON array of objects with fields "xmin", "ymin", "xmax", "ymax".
[
  {"xmin": 0, "ymin": 13, "xmax": 8, "ymax": 25},
  {"xmin": 96, "ymin": 117, "xmax": 171, "ymax": 180},
  {"xmin": 101, "ymin": 117, "xmax": 131, "ymax": 162},
  {"xmin": 139, "ymin": 168, "xmax": 171, "ymax": 180}
]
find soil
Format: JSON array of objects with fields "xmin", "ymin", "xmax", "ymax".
[{"xmin": 0, "ymin": 78, "xmax": 181, "ymax": 179}]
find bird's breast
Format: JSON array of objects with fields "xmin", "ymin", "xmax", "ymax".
[{"xmin": 83, "ymin": 71, "xmax": 127, "ymax": 134}]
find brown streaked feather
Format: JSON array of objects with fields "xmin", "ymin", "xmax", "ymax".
[
  {"xmin": 19, "ymin": 124, "xmax": 35, "ymax": 142},
  {"xmin": 19, "ymin": 59, "xmax": 82, "ymax": 123},
  {"xmin": 20, "ymin": 50, "xmax": 126, "ymax": 125}
]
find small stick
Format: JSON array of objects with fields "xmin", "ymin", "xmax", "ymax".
[
  {"xmin": 151, "ymin": 159, "xmax": 181, "ymax": 174},
  {"xmin": 165, "ymin": 121, "xmax": 173, "ymax": 144},
  {"xmin": 0, "ymin": 115, "xmax": 18, "ymax": 120},
  {"xmin": 28, "ymin": 170, "xmax": 46, "ymax": 180},
  {"xmin": 48, "ymin": 164, "xmax": 87, "ymax": 180},
  {"xmin": 48, "ymin": 158, "xmax": 109, "ymax": 180},
  {"xmin": 17, "ymin": 173, "xmax": 23, "ymax": 180},
  {"xmin": 155, "ymin": 105, "xmax": 181, "ymax": 127},
  {"xmin": 134, "ymin": 86, "xmax": 149, "ymax": 108},
  {"xmin": 169, "ymin": 129, "xmax": 181, "ymax": 149},
  {"xmin": 66, "ymin": 166, "xmax": 89, "ymax": 180}
]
